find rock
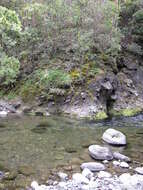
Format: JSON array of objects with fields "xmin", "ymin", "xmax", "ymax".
[
  {"xmin": 31, "ymin": 181, "xmax": 39, "ymax": 189},
  {"xmin": 88, "ymin": 145, "xmax": 113, "ymax": 160},
  {"xmin": 102, "ymin": 128, "xmax": 126, "ymax": 145},
  {"xmin": 4, "ymin": 170, "xmax": 18, "ymax": 180},
  {"xmin": 101, "ymin": 81, "xmax": 113, "ymax": 90},
  {"xmin": 120, "ymin": 162, "xmax": 129, "ymax": 168},
  {"xmin": 81, "ymin": 162, "xmax": 106, "ymax": 172},
  {"xmin": 0, "ymin": 111, "xmax": 8, "ymax": 117},
  {"xmin": 72, "ymin": 173, "xmax": 89, "ymax": 184},
  {"xmin": 113, "ymin": 152, "xmax": 131, "ymax": 162},
  {"xmin": 134, "ymin": 167, "xmax": 143, "ymax": 175},
  {"xmin": 82, "ymin": 168, "xmax": 93, "ymax": 179},
  {"xmin": 102, "ymin": 160, "xmax": 109, "ymax": 164},
  {"xmin": 119, "ymin": 173, "xmax": 143, "ymax": 190},
  {"xmin": 58, "ymin": 172, "xmax": 68, "ymax": 181},
  {"xmin": 113, "ymin": 160, "xmax": 120, "ymax": 167},
  {"xmin": 97, "ymin": 171, "xmax": 112, "ymax": 178}
]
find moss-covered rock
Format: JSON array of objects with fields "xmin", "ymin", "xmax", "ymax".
[
  {"xmin": 95, "ymin": 111, "xmax": 108, "ymax": 120},
  {"xmin": 110, "ymin": 107, "xmax": 142, "ymax": 117}
]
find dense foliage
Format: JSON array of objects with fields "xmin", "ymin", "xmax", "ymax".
[{"xmin": 1, "ymin": 0, "xmax": 140, "ymax": 100}]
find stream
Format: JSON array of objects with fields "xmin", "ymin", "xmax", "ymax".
[{"xmin": 0, "ymin": 114, "xmax": 143, "ymax": 189}]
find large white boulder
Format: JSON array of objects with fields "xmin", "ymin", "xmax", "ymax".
[
  {"xmin": 88, "ymin": 145, "xmax": 113, "ymax": 160},
  {"xmin": 102, "ymin": 128, "xmax": 126, "ymax": 145}
]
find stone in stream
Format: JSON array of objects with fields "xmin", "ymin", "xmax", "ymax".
[
  {"xmin": 97, "ymin": 171, "xmax": 112, "ymax": 178},
  {"xmin": 120, "ymin": 162, "xmax": 129, "ymax": 168},
  {"xmin": 0, "ymin": 111, "xmax": 8, "ymax": 117},
  {"xmin": 72, "ymin": 173, "xmax": 89, "ymax": 184},
  {"xmin": 57, "ymin": 172, "xmax": 68, "ymax": 181},
  {"xmin": 113, "ymin": 160, "xmax": 120, "ymax": 167},
  {"xmin": 134, "ymin": 167, "xmax": 143, "ymax": 175},
  {"xmin": 88, "ymin": 145, "xmax": 113, "ymax": 161},
  {"xmin": 113, "ymin": 152, "xmax": 131, "ymax": 162},
  {"xmin": 102, "ymin": 128, "xmax": 126, "ymax": 145},
  {"xmin": 81, "ymin": 162, "xmax": 106, "ymax": 172},
  {"xmin": 82, "ymin": 168, "xmax": 93, "ymax": 179}
]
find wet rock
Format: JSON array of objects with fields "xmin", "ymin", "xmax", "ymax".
[
  {"xmin": 120, "ymin": 162, "xmax": 129, "ymax": 168},
  {"xmin": 88, "ymin": 145, "xmax": 113, "ymax": 160},
  {"xmin": 57, "ymin": 172, "xmax": 68, "ymax": 181},
  {"xmin": 0, "ymin": 111, "xmax": 8, "ymax": 117},
  {"xmin": 65, "ymin": 146, "xmax": 77, "ymax": 153},
  {"xmin": 134, "ymin": 167, "xmax": 143, "ymax": 175},
  {"xmin": 102, "ymin": 128, "xmax": 126, "ymax": 145},
  {"xmin": 0, "ymin": 100, "xmax": 16, "ymax": 113},
  {"xmin": 22, "ymin": 106, "xmax": 32, "ymax": 114},
  {"xmin": 81, "ymin": 162, "xmax": 106, "ymax": 172},
  {"xmin": 72, "ymin": 173, "xmax": 89, "ymax": 184},
  {"xmin": 102, "ymin": 160, "xmax": 109, "ymax": 164},
  {"xmin": 4, "ymin": 170, "xmax": 18, "ymax": 180},
  {"xmin": 101, "ymin": 81, "xmax": 113, "ymax": 90},
  {"xmin": 113, "ymin": 152, "xmax": 131, "ymax": 162},
  {"xmin": 82, "ymin": 168, "xmax": 93, "ymax": 179},
  {"xmin": 31, "ymin": 181, "xmax": 39, "ymax": 190},
  {"xmin": 97, "ymin": 171, "xmax": 112, "ymax": 178}
]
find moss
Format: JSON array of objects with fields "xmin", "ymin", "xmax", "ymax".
[
  {"xmin": 95, "ymin": 111, "xmax": 108, "ymax": 120},
  {"xmin": 110, "ymin": 107, "xmax": 142, "ymax": 117}
]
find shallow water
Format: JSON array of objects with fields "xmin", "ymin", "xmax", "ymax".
[{"xmin": 0, "ymin": 114, "xmax": 143, "ymax": 187}]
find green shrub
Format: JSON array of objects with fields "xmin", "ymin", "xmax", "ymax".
[
  {"xmin": 0, "ymin": 55, "xmax": 20, "ymax": 85},
  {"xmin": 35, "ymin": 69, "xmax": 72, "ymax": 88}
]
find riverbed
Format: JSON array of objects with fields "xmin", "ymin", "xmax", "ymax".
[{"xmin": 0, "ymin": 114, "xmax": 143, "ymax": 189}]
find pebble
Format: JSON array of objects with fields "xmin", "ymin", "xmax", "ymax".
[
  {"xmin": 97, "ymin": 171, "xmax": 112, "ymax": 178},
  {"xmin": 0, "ymin": 111, "xmax": 8, "ymax": 117},
  {"xmin": 72, "ymin": 173, "xmax": 89, "ymax": 184},
  {"xmin": 134, "ymin": 167, "xmax": 143, "ymax": 175},
  {"xmin": 57, "ymin": 172, "xmax": 68, "ymax": 181},
  {"xmin": 113, "ymin": 161, "xmax": 120, "ymax": 167},
  {"xmin": 120, "ymin": 162, "xmax": 129, "ymax": 168},
  {"xmin": 113, "ymin": 152, "xmax": 131, "ymax": 162},
  {"xmin": 82, "ymin": 168, "xmax": 93, "ymax": 179},
  {"xmin": 81, "ymin": 162, "xmax": 106, "ymax": 172}
]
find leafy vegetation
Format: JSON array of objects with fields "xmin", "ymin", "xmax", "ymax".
[{"xmin": 0, "ymin": 0, "xmax": 131, "ymax": 102}]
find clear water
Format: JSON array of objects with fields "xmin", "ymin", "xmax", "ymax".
[{"xmin": 0, "ymin": 114, "xmax": 143, "ymax": 187}]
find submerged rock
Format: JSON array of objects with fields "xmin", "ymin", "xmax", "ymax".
[
  {"xmin": 88, "ymin": 145, "xmax": 113, "ymax": 160},
  {"xmin": 102, "ymin": 128, "xmax": 126, "ymax": 145},
  {"xmin": 81, "ymin": 162, "xmax": 105, "ymax": 172},
  {"xmin": 113, "ymin": 152, "xmax": 131, "ymax": 162}
]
